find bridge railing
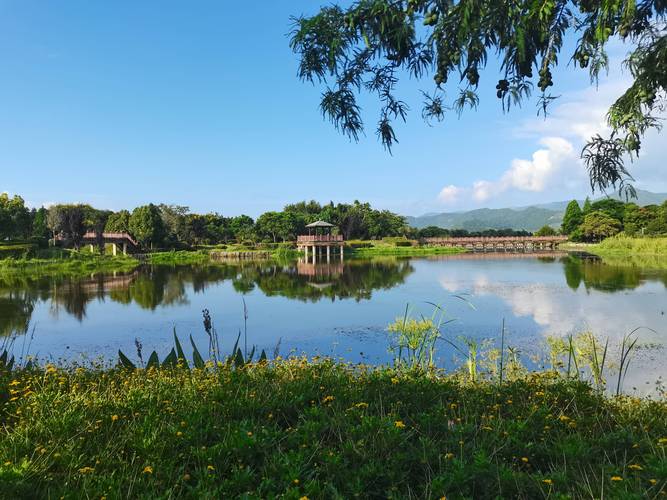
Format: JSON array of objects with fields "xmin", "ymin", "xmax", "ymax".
[
  {"xmin": 423, "ymin": 236, "xmax": 568, "ymax": 244},
  {"xmin": 81, "ymin": 232, "xmax": 139, "ymax": 247}
]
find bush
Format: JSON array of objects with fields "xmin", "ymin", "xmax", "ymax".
[
  {"xmin": 394, "ymin": 240, "xmax": 413, "ymax": 247},
  {"xmin": 346, "ymin": 240, "xmax": 373, "ymax": 249}
]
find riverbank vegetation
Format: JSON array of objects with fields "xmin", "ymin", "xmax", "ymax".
[
  {"xmin": 561, "ymin": 198, "xmax": 667, "ymax": 242},
  {"xmin": 0, "ymin": 250, "xmax": 138, "ymax": 278},
  {"xmin": 347, "ymin": 238, "xmax": 465, "ymax": 256},
  {"xmin": 0, "ymin": 358, "xmax": 665, "ymax": 499}
]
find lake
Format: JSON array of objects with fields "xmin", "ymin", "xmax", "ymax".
[{"xmin": 2, "ymin": 253, "xmax": 666, "ymax": 394}]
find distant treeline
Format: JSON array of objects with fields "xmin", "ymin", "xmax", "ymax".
[
  {"xmin": 561, "ymin": 197, "xmax": 667, "ymax": 241},
  {"xmin": 414, "ymin": 227, "xmax": 532, "ymax": 238},
  {"xmin": 0, "ymin": 196, "xmax": 410, "ymax": 250}
]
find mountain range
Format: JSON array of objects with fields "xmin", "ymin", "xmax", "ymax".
[{"xmin": 405, "ymin": 189, "xmax": 667, "ymax": 232}]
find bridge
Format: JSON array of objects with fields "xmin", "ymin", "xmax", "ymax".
[
  {"xmin": 56, "ymin": 232, "xmax": 140, "ymax": 255},
  {"xmin": 422, "ymin": 236, "xmax": 568, "ymax": 252}
]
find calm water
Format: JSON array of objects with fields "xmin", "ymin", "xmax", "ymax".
[{"xmin": 2, "ymin": 253, "xmax": 666, "ymax": 393}]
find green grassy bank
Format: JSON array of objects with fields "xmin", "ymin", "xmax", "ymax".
[
  {"xmin": 0, "ymin": 251, "xmax": 139, "ymax": 278},
  {"xmin": 347, "ymin": 239, "xmax": 466, "ymax": 257},
  {"xmin": 589, "ymin": 236, "xmax": 667, "ymax": 257},
  {"xmin": 0, "ymin": 361, "xmax": 665, "ymax": 499}
]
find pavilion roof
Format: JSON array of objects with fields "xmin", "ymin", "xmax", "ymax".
[{"xmin": 305, "ymin": 220, "xmax": 335, "ymax": 228}]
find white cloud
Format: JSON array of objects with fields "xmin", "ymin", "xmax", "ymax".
[
  {"xmin": 451, "ymin": 137, "xmax": 576, "ymax": 204},
  {"xmin": 435, "ymin": 65, "xmax": 666, "ymax": 207},
  {"xmin": 501, "ymin": 137, "xmax": 574, "ymax": 192},
  {"xmin": 472, "ymin": 180, "xmax": 494, "ymax": 202},
  {"xmin": 437, "ymin": 185, "xmax": 464, "ymax": 204}
]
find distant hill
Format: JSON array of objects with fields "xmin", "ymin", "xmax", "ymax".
[{"xmin": 406, "ymin": 189, "xmax": 667, "ymax": 232}]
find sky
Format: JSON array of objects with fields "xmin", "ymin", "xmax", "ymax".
[{"xmin": 1, "ymin": 0, "xmax": 665, "ymax": 217}]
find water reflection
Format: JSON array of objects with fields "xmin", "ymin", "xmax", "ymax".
[{"xmin": 0, "ymin": 258, "xmax": 415, "ymax": 331}]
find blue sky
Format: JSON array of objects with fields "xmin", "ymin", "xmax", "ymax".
[{"xmin": 1, "ymin": 1, "xmax": 664, "ymax": 217}]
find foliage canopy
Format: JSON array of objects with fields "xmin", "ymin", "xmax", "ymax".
[{"xmin": 290, "ymin": 0, "xmax": 666, "ymax": 196}]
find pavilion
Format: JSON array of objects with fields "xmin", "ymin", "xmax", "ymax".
[{"xmin": 297, "ymin": 221, "xmax": 344, "ymax": 263}]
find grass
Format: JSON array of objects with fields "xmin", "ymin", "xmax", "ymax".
[
  {"xmin": 148, "ymin": 250, "xmax": 212, "ymax": 265},
  {"xmin": 148, "ymin": 246, "xmax": 301, "ymax": 266},
  {"xmin": 0, "ymin": 251, "xmax": 139, "ymax": 277},
  {"xmin": 0, "ymin": 361, "xmax": 665, "ymax": 499},
  {"xmin": 589, "ymin": 236, "xmax": 667, "ymax": 257},
  {"xmin": 347, "ymin": 239, "xmax": 466, "ymax": 257}
]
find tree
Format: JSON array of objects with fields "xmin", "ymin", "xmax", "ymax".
[
  {"xmin": 47, "ymin": 204, "xmax": 88, "ymax": 249},
  {"xmin": 0, "ymin": 193, "xmax": 30, "ymax": 240},
  {"xmin": 229, "ymin": 215, "xmax": 255, "ymax": 243},
  {"xmin": 255, "ymin": 212, "xmax": 300, "ymax": 242},
  {"xmin": 535, "ymin": 225, "xmax": 557, "ymax": 236},
  {"xmin": 645, "ymin": 200, "xmax": 667, "ymax": 235},
  {"xmin": 561, "ymin": 200, "xmax": 583, "ymax": 235},
  {"xmin": 86, "ymin": 209, "xmax": 112, "ymax": 253},
  {"xmin": 105, "ymin": 210, "xmax": 131, "ymax": 233},
  {"xmin": 582, "ymin": 197, "xmax": 592, "ymax": 215},
  {"xmin": 129, "ymin": 204, "xmax": 166, "ymax": 249},
  {"xmin": 31, "ymin": 207, "xmax": 50, "ymax": 240},
  {"xmin": 290, "ymin": 2, "xmax": 665, "ymax": 195},
  {"xmin": 159, "ymin": 204, "xmax": 191, "ymax": 246},
  {"xmin": 589, "ymin": 198, "xmax": 625, "ymax": 223},
  {"xmin": 580, "ymin": 211, "xmax": 622, "ymax": 242}
]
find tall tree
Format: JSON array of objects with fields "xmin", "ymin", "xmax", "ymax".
[
  {"xmin": 47, "ymin": 205, "xmax": 88, "ymax": 249},
  {"xmin": 105, "ymin": 210, "xmax": 131, "ymax": 233},
  {"xmin": 0, "ymin": 193, "xmax": 30, "ymax": 240},
  {"xmin": 290, "ymin": 1, "xmax": 665, "ymax": 196},
  {"xmin": 129, "ymin": 204, "xmax": 166, "ymax": 249},
  {"xmin": 582, "ymin": 197, "xmax": 592, "ymax": 215},
  {"xmin": 580, "ymin": 211, "xmax": 623, "ymax": 242},
  {"xmin": 561, "ymin": 200, "xmax": 583, "ymax": 235},
  {"xmin": 31, "ymin": 207, "xmax": 50, "ymax": 240}
]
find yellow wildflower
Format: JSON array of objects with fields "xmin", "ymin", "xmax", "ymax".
[
  {"xmin": 521, "ymin": 457, "xmax": 529, "ymax": 463},
  {"xmin": 658, "ymin": 438, "xmax": 667, "ymax": 445},
  {"xmin": 293, "ymin": 479, "xmax": 300, "ymax": 485},
  {"xmin": 207, "ymin": 465, "xmax": 215, "ymax": 472},
  {"xmin": 142, "ymin": 466, "xmax": 153, "ymax": 474},
  {"xmin": 247, "ymin": 431, "xmax": 253, "ymax": 437},
  {"xmin": 650, "ymin": 479, "xmax": 657, "ymax": 485},
  {"xmin": 542, "ymin": 479, "xmax": 553, "ymax": 485},
  {"xmin": 78, "ymin": 466, "xmax": 95, "ymax": 474},
  {"xmin": 391, "ymin": 377, "xmax": 399, "ymax": 384},
  {"xmin": 176, "ymin": 431, "xmax": 183, "ymax": 437},
  {"xmin": 611, "ymin": 476, "xmax": 623, "ymax": 482},
  {"xmin": 444, "ymin": 453, "xmax": 454, "ymax": 459},
  {"xmin": 299, "ymin": 497, "xmax": 309, "ymax": 500},
  {"xmin": 322, "ymin": 395, "xmax": 335, "ymax": 403},
  {"xmin": 628, "ymin": 464, "xmax": 643, "ymax": 471},
  {"xmin": 111, "ymin": 415, "xmax": 119, "ymax": 422},
  {"xmin": 8, "ymin": 380, "xmax": 20, "ymax": 387},
  {"xmin": 394, "ymin": 420, "xmax": 406, "ymax": 429}
]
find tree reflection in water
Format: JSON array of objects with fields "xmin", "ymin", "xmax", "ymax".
[
  {"xmin": 0, "ymin": 258, "xmax": 415, "ymax": 332},
  {"xmin": 1, "ymin": 256, "xmax": 666, "ymax": 337}
]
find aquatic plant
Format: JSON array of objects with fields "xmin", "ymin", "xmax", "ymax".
[{"xmin": 117, "ymin": 310, "xmax": 267, "ymax": 371}]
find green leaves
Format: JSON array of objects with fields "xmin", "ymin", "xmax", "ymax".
[
  {"xmin": 118, "ymin": 349, "xmax": 136, "ymax": 370},
  {"xmin": 290, "ymin": 0, "xmax": 666, "ymax": 193},
  {"xmin": 117, "ymin": 330, "xmax": 267, "ymax": 372}
]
